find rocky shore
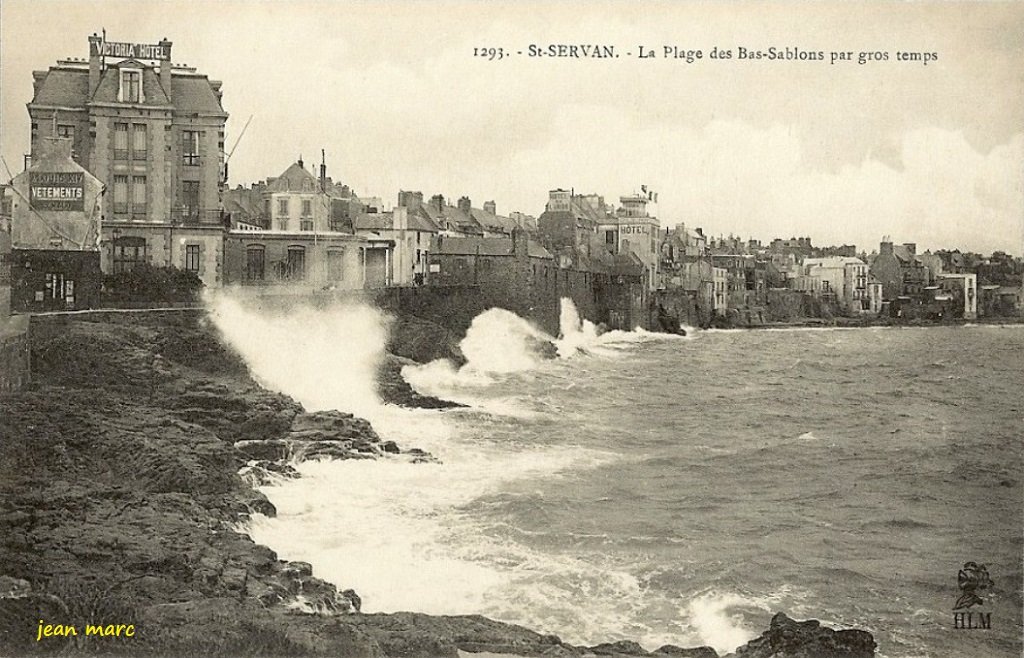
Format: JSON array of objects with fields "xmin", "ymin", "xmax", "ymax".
[{"xmin": 0, "ymin": 310, "xmax": 876, "ymax": 657}]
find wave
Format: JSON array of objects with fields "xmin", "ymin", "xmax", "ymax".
[
  {"xmin": 205, "ymin": 292, "xmax": 388, "ymax": 421},
  {"xmin": 404, "ymin": 299, "xmax": 691, "ymax": 397}
]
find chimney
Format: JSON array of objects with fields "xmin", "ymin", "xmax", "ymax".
[
  {"xmin": 159, "ymin": 39, "xmax": 173, "ymax": 100},
  {"xmin": 457, "ymin": 196, "xmax": 472, "ymax": 213},
  {"xmin": 903, "ymin": 242, "xmax": 916, "ymax": 256},
  {"xmin": 88, "ymin": 34, "xmax": 102, "ymax": 98},
  {"xmin": 297, "ymin": 155, "xmax": 304, "ymax": 169},
  {"xmin": 431, "ymin": 194, "xmax": 445, "ymax": 213},
  {"xmin": 483, "ymin": 200, "xmax": 496, "ymax": 215},
  {"xmin": 320, "ymin": 149, "xmax": 327, "ymax": 192},
  {"xmin": 398, "ymin": 190, "xmax": 423, "ymax": 210},
  {"xmin": 393, "ymin": 206, "xmax": 408, "ymax": 231},
  {"xmin": 512, "ymin": 226, "xmax": 528, "ymax": 260},
  {"xmin": 880, "ymin": 241, "xmax": 894, "ymax": 256}
]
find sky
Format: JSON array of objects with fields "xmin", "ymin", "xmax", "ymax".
[{"xmin": 2, "ymin": 0, "xmax": 1022, "ymax": 255}]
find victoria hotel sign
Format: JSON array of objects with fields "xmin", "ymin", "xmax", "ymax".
[{"xmin": 89, "ymin": 39, "xmax": 170, "ymax": 61}]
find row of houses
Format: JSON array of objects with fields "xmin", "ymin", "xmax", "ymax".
[{"xmin": 1, "ymin": 33, "xmax": 1019, "ymax": 327}]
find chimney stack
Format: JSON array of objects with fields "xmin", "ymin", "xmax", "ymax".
[
  {"xmin": 457, "ymin": 196, "xmax": 472, "ymax": 213},
  {"xmin": 88, "ymin": 34, "xmax": 102, "ymax": 98},
  {"xmin": 483, "ymin": 200, "xmax": 496, "ymax": 215},
  {"xmin": 159, "ymin": 38, "xmax": 173, "ymax": 100},
  {"xmin": 320, "ymin": 149, "xmax": 327, "ymax": 192}
]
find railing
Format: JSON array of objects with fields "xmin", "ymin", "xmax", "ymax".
[{"xmin": 169, "ymin": 209, "xmax": 226, "ymax": 227}]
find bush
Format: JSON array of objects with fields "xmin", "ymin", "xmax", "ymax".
[{"xmin": 101, "ymin": 265, "xmax": 203, "ymax": 305}]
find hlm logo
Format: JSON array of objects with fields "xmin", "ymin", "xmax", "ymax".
[{"xmin": 952, "ymin": 562, "xmax": 993, "ymax": 630}]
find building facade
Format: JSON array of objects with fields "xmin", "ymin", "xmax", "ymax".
[
  {"xmin": 27, "ymin": 35, "xmax": 228, "ymax": 287},
  {"xmin": 222, "ymin": 161, "xmax": 392, "ymax": 290},
  {"xmin": 9, "ymin": 137, "xmax": 104, "ymax": 312}
]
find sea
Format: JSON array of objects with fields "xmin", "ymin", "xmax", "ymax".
[{"xmin": 208, "ymin": 296, "xmax": 1024, "ymax": 658}]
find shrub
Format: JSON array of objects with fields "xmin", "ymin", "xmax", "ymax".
[{"xmin": 101, "ymin": 265, "xmax": 203, "ymax": 305}]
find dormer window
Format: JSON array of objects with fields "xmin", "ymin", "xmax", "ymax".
[{"xmin": 120, "ymin": 68, "xmax": 142, "ymax": 103}]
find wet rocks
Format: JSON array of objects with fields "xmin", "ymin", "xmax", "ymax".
[
  {"xmin": 378, "ymin": 353, "xmax": 465, "ymax": 409},
  {"xmin": 729, "ymin": 612, "xmax": 876, "ymax": 658}
]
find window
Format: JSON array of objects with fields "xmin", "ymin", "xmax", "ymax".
[
  {"xmin": 114, "ymin": 123, "xmax": 129, "ymax": 160},
  {"xmin": 301, "ymin": 199, "xmax": 312, "ymax": 217},
  {"xmin": 132, "ymin": 124, "xmax": 147, "ymax": 159},
  {"xmin": 182, "ymin": 131, "xmax": 200, "ymax": 166},
  {"xmin": 300, "ymin": 219, "xmax": 313, "ymax": 231},
  {"xmin": 606, "ymin": 230, "xmax": 616, "ymax": 245},
  {"xmin": 278, "ymin": 198, "xmax": 289, "ymax": 216},
  {"xmin": 327, "ymin": 250, "xmax": 345, "ymax": 281},
  {"xmin": 185, "ymin": 244, "xmax": 201, "ymax": 273},
  {"xmin": 131, "ymin": 176, "xmax": 146, "ymax": 216},
  {"xmin": 56, "ymin": 124, "xmax": 75, "ymax": 139},
  {"xmin": 112, "ymin": 236, "xmax": 147, "ymax": 273},
  {"xmin": 113, "ymin": 175, "xmax": 129, "ymax": 214},
  {"xmin": 121, "ymin": 70, "xmax": 141, "ymax": 103},
  {"xmin": 246, "ymin": 246, "xmax": 265, "ymax": 282},
  {"xmin": 182, "ymin": 181, "xmax": 199, "ymax": 220},
  {"xmin": 286, "ymin": 247, "xmax": 306, "ymax": 281},
  {"xmin": 44, "ymin": 273, "xmax": 65, "ymax": 300}
]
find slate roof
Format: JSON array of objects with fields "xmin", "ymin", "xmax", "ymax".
[
  {"xmin": 470, "ymin": 208, "xmax": 517, "ymax": 235},
  {"xmin": 353, "ymin": 213, "xmax": 389, "ymax": 231},
  {"xmin": 30, "ymin": 67, "xmax": 91, "ymax": 107},
  {"xmin": 266, "ymin": 162, "xmax": 320, "ymax": 193},
  {"xmin": 29, "ymin": 62, "xmax": 225, "ymax": 115},
  {"xmin": 892, "ymin": 245, "xmax": 922, "ymax": 265}
]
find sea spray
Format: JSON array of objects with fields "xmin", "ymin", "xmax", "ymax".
[
  {"xmin": 555, "ymin": 297, "xmax": 604, "ymax": 358},
  {"xmin": 687, "ymin": 592, "xmax": 770, "ymax": 654},
  {"xmin": 246, "ymin": 421, "xmax": 624, "ymax": 620},
  {"xmin": 205, "ymin": 293, "xmax": 388, "ymax": 419}
]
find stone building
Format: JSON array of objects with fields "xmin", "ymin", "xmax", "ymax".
[
  {"xmin": 869, "ymin": 241, "xmax": 931, "ymax": 300},
  {"xmin": 596, "ymin": 193, "xmax": 661, "ymax": 291},
  {"xmin": 8, "ymin": 137, "xmax": 104, "ymax": 311},
  {"xmin": 355, "ymin": 201, "xmax": 438, "ymax": 286},
  {"xmin": 222, "ymin": 160, "xmax": 390, "ymax": 290},
  {"xmin": 27, "ymin": 35, "xmax": 227, "ymax": 287}
]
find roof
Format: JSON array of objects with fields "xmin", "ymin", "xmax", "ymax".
[
  {"xmin": 353, "ymin": 210, "xmax": 440, "ymax": 233},
  {"xmin": 170, "ymin": 74, "xmax": 225, "ymax": 114},
  {"xmin": 266, "ymin": 162, "xmax": 321, "ymax": 193},
  {"xmin": 353, "ymin": 212, "xmax": 389, "ymax": 231},
  {"xmin": 470, "ymin": 208, "xmax": 517, "ymax": 234},
  {"xmin": 30, "ymin": 67, "xmax": 91, "ymax": 107},
  {"xmin": 29, "ymin": 62, "xmax": 224, "ymax": 115},
  {"xmin": 803, "ymin": 256, "xmax": 865, "ymax": 268},
  {"xmin": 892, "ymin": 245, "xmax": 922, "ymax": 265},
  {"xmin": 436, "ymin": 236, "xmax": 551, "ymax": 259}
]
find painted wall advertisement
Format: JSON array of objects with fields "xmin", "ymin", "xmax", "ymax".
[{"xmin": 30, "ymin": 172, "xmax": 84, "ymax": 211}]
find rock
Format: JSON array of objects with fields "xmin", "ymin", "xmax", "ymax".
[
  {"xmin": 387, "ymin": 315, "xmax": 465, "ymax": 365},
  {"xmin": 281, "ymin": 561, "xmax": 314, "ymax": 580},
  {"xmin": 655, "ymin": 646, "xmax": 718, "ymax": 657},
  {"xmin": 381, "ymin": 440, "xmax": 401, "ymax": 454},
  {"xmin": 341, "ymin": 588, "xmax": 362, "ymax": 613},
  {"xmin": 589, "ymin": 639, "xmax": 648, "ymax": 655},
  {"xmin": 234, "ymin": 438, "xmax": 291, "ymax": 461},
  {"xmin": 731, "ymin": 612, "xmax": 875, "ymax": 658},
  {"xmin": 377, "ymin": 353, "xmax": 465, "ymax": 409}
]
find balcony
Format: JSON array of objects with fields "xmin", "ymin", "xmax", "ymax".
[{"xmin": 170, "ymin": 208, "xmax": 226, "ymax": 227}]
